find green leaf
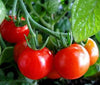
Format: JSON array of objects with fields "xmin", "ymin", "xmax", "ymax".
[
  {"xmin": 56, "ymin": 17, "xmax": 71, "ymax": 32},
  {"xmin": 7, "ymin": 72, "xmax": 14, "ymax": 80},
  {"xmin": 45, "ymin": 0, "xmax": 59, "ymax": 14},
  {"xmin": 0, "ymin": 69, "xmax": 5, "ymax": 80},
  {"xmin": 72, "ymin": 0, "xmax": 100, "ymax": 42},
  {"xmin": 0, "ymin": 0, "xmax": 6, "ymax": 24},
  {"xmin": 0, "ymin": 47, "xmax": 14, "ymax": 64},
  {"xmin": 84, "ymin": 64, "xmax": 98, "ymax": 77},
  {"xmin": 95, "ymin": 31, "xmax": 100, "ymax": 43}
]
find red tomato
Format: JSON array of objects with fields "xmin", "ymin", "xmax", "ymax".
[
  {"xmin": 84, "ymin": 38, "xmax": 99, "ymax": 66},
  {"xmin": 47, "ymin": 66, "xmax": 61, "ymax": 79},
  {"xmin": 18, "ymin": 47, "xmax": 53, "ymax": 80},
  {"xmin": 14, "ymin": 40, "xmax": 27, "ymax": 62},
  {"xmin": 54, "ymin": 44, "xmax": 90, "ymax": 80},
  {"xmin": 0, "ymin": 16, "xmax": 29, "ymax": 43}
]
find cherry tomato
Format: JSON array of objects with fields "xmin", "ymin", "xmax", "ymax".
[
  {"xmin": 18, "ymin": 47, "xmax": 53, "ymax": 80},
  {"xmin": 14, "ymin": 40, "xmax": 27, "ymax": 62},
  {"xmin": 47, "ymin": 51, "xmax": 61, "ymax": 79},
  {"xmin": 84, "ymin": 38, "xmax": 99, "ymax": 66},
  {"xmin": 47, "ymin": 66, "xmax": 61, "ymax": 79},
  {"xmin": 54, "ymin": 44, "xmax": 90, "ymax": 80},
  {"xmin": 0, "ymin": 16, "xmax": 29, "ymax": 43}
]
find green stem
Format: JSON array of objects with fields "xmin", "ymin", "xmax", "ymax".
[
  {"xmin": 39, "ymin": 37, "xmax": 49, "ymax": 49},
  {"xmin": 19, "ymin": 0, "xmax": 29, "ymax": 16},
  {"xmin": 24, "ymin": 35, "xmax": 31, "ymax": 48},
  {"xmin": 26, "ymin": 17, "xmax": 36, "ymax": 50},
  {"xmin": 18, "ymin": 0, "xmax": 37, "ymax": 49},
  {"xmin": 27, "ymin": 2, "xmax": 51, "ymax": 29},
  {"xmin": 0, "ymin": 34, "xmax": 6, "ymax": 49},
  {"xmin": 12, "ymin": 0, "xmax": 18, "ymax": 16},
  {"xmin": 60, "ymin": 33, "xmax": 67, "ymax": 47},
  {"xmin": 51, "ymin": 14, "xmax": 54, "ymax": 30},
  {"xmin": 19, "ymin": 0, "xmax": 60, "ymax": 39},
  {"xmin": 29, "ymin": 16, "xmax": 59, "ymax": 38},
  {"xmin": 39, "ymin": 17, "xmax": 51, "ymax": 29}
]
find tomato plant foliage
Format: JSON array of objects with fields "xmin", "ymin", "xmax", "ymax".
[
  {"xmin": 0, "ymin": 0, "xmax": 6, "ymax": 24},
  {"xmin": 0, "ymin": 47, "xmax": 14, "ymax": 65},
  {"xmin": 0, "ymin": 0, "xmax": 100, "ymax": 84},
  {"xmin": 72, "ymin": 0, "xmax": 100, "ymax": 42}
]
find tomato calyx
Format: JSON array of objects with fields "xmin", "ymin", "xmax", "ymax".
[{"xmin": 5, "ymin": 16, "xmax": 27, "ymax": 27}]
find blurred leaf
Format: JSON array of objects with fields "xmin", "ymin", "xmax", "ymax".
[
  {"xmin": 0, "ymin": 82, "xmax": 7, "ymax": 85},
  {"xmin": 72, "ymin": 0, "xmax": 100, "ymax": 42},
  {"xmin": 0, "ymin": 46, "xmax": 1, "ymax": 56},
  {"xmin": 95, "ymin": 31, "xmax": 100, "ymax": 43},
  {"xmin": 84, "ymin": 65, "xmax": 98, "ymax": 78},
  {"xmin": 0, "ymin": 47, "xmax": 14, "ymax": 65},
  {"xmin": 25, "ymin": 77, "xmax": 33, "ymax": 83},
  {"xmin": 24, "ymin": 0, "xmax": 33, "ymax": 3},
  {"xmin": 0, "ymin": 0, "xmax": 6, "ymax": 24},
  {"xmin": 33, "ymin": 3, "xmax": 42, "ymax": 14},
  {"xmin": 3, "ymin": 0, "xmax": 13, "ymax": 6},
  {"xmin": 7, "ymin": 72, "xmax": 14, "ymax": 80},
  {"xmin": 56, "ymin": 17, "xmax": 71, "ymax": 32},
  {"xmin": 45, "ymin": 0, "xmax": 59, "ymax": 14},
  {"xmin": 0, "ymin": 69, "xmax": 5, "ymax": 80}
]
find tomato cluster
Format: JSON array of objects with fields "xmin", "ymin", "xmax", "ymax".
[
  {"xmin": 0, "ymin": 16, "xmax": 99, "ymax": 80},
  {"xmin": 13, "ymin": 38, "xmax": 99, "ymax": 80}
]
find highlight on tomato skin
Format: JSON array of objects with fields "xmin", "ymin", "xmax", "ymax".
[
  {"xmin": 14, "ymin": 40, "xmax": 27, "ymax": 62},
  {"xmin": 18, "ymin": 47, "xmax": 53, "ymax": 80},
  {"xmin": 54, "ymin": 44, "xmax": 90, "ymax": 80},
  {"xmin": 84, "ymin": 38, "xmax": 99, "ymax": 66},
  {"xmin": 0, "ymin": 16, "xmax": 29, "ymax": 43}
]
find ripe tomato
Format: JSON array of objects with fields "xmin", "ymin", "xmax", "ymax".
[
  {"xmin": 47, "ymin": 66, "xmax": 61, "ymax": 79},
  {"xmin": 0, "ymin": 16, "xmax": 29, "ymax": 43},
  {"xmin": 18, "ymin": 47, "xmax": 53, "ymax": 80},
  {"xmin": 47, "ymin": 51, "xmax": 61, "ymax": 79},
  {"xmin": 84, "ymin": 38, "xmax": 99, "ymax": 66},
  {"xmin": 54, "ymin": 44, "xmax": 90, "ymax": 80},
  {"xmin": 14, "ymin": 40, "xmax": 27, "ymax": 62}
]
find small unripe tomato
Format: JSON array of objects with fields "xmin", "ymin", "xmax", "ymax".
[{"xmin": 84, "ymin": 38, "xmax": 99, "ymax": 66}]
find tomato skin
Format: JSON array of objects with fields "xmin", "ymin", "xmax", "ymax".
[
  {"xmin": 84, "ymin": 38, "xmax": 99, "ymax": 66},
  {"xmin": 14, "ymin": 40, "xmax": 27, "ymax": 62},
  {"xmin": 18, "ymin": 47, "xmax": 53, "ymax": 80},
  {"xmin": 54, "ymin": 44, "xmax": 90, "ymax": 80},
  {"xmin": 47, "ymin": 66, "xmax": 61, "ymax": 79},
  {"xmin": 0, "ymin": 16, "xmax": 29, "ymax": 43},
  {"xmin": 47, "ymin": 55, "xmax": 60, "ymax": 79}
]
